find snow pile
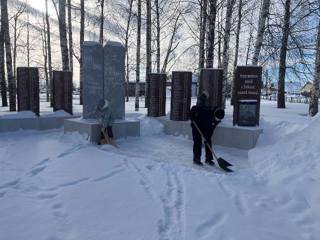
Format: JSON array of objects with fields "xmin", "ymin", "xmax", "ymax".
[
  {"xmin": 140, "ymin": 117, "xmax": 164, "ymax": 136},
  {"xmin": 250, "ymin": 114, "xmax": 320, "ymax": 184}
]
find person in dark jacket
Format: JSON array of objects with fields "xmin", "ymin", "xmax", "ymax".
[{"xmin": 190, "ymin": 92, "xmax": 225, "ymax": 166}]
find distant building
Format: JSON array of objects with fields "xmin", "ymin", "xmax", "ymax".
[{"xmin": 300, "ymin": 82, "xmax": 313, "ymax": 98}]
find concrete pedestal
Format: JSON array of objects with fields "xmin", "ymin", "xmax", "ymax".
[
  {"xmin": 64, "ymin": 118, "xmax": 140, "ymax": 143},
  {"xmin": 156, "ymin": 117, "xmax": 262, "ymax": 150},
  {"xmin": 0, "ymin": 113, "xmax": 78, "ymax": 133}
]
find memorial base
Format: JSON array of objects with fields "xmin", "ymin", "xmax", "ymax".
[
  {"xmin": 0, "ymin": 113, "xmax": 78, "ymax": 133},
  {"xmin": 64, "ymin": 118, "xmax": 140, "ymax": 143},
  {"xmin": 156, "ymin": 117, "xmax": 262, "ymax": 150}
]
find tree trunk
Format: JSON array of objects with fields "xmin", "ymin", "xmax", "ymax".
[
  {"xmin": 145, "ymin": 0, "xmax": 152, "ymax": 108},
  {"xmin": 198, "ymin": 0, "xmax": 207, "ymax": 71},
  {"xmin": 277, "ymin": 0, "xmax": 291, "ymax": 109},
  {"xmin": 231, "ymin": 0, "xmax": 243, "ymax": 104},
  {"xmin": 217, "ymin": 8, "xmax": 222, "ymax": 68},
  {"xmin": 27, "ymin": 12, "xmax": 30, "ymax": 67},
  {"xmin": 206, "ymin": 0, "xmax": 217, "ymax": 68},
  {"xmin": 99, "ymin": 0, "xmax": 105, "ymax": 45},
  {"xmin": 67, "ymin": 0, "xmax": 73, "ymax": 73},
  {"xmin": 252, "ymin": 0, "xmax": 271, "ymax": 65},
  {"xmin": 41, "ymin": 17, "xmax": 50, "ymax": 102},
  {"xmin": 0, "ymin": 24, "xmax": 8, "ymax": 107},
  {"xmin": 79, "ymin": 0, "xmax": 84, "ymax": 105},
  {"xmin": 309, "ymin": 19, "xmax": 320, "ymax": 116},
  {"xmin": 222, "ymin": 0, "xmax": 236, "ymax": 105},
  {"xmin": 125, "ymin": 0, "xmax": 133, "ymax": 102},
  {"xmin": 59, "ymin": 0, "xmax": 70, "ymax": 71},
  {"xmin": 135, "ymin": 0, "xmax": 141, "ymax": 112},
  {"xmin": 1, "ymin": 0, "xmax": 16, "ymax": 111},
  {"xmin": 45, "ymin": 0, "xmax": 53, "ymax": 106},
  {"xmin": 245, "ymin": 11, "xmax": 254, "ymax": 65},
  {"xmin": 155, "ymin": 0, "xmax": 160, "ymax": 73}
]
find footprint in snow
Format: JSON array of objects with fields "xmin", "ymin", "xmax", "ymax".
[
  {"xmin": 37, "ymin": 192, "xmax": 58, "ymax": 200},
  {"xmin": 29, "ymin": 166, "xmax": 47, "ymax": 176},
  {"xmin": 195, "ymin": 212, "xmax": 226, "ymax": 239}
]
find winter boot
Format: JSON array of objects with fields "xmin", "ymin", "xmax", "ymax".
[
  {"xmin": 205, "ymin": 159, "xmax": 215, "ymax": 166},
  {"xmin": 193, "ymin": 158, "xmax": 203, "ymax": 166}
]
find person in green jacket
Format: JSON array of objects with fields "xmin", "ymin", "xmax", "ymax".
[{"xmin": 96, "ymin": 99, "xmax": 115, "ymax": 145}]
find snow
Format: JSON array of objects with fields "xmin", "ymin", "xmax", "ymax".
[{"xmin": 0, "ymin": 99, "xmax": 319, "ymax": 240}]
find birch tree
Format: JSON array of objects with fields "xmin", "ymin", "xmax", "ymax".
[
  {"xmin": 206, "ymin": 0, "xmax": 217, "ymax": 68},
  {"xmin": 252, "ymin": 0, "xmax": 271, "ymax": 65},
  {"xmin": 79, "ymin": 0, "xmax": 84, "ymax": 104},
  {"xmin": 0, "ymin": 20, "xmax": 7, "ymax": 107},
  {"xmin": 135, "ymin": 0, "xmax": 141, "ymax": 112},
  {"xmin": 58, "ymin": 0, "xmax": 70, "ymax": 71},
  {"xmin": 277, "ymin": 0, "xmax": 291, "ymax": 109},
  {"xmin": 45, "ymin": 0, "xmax": 53, "ymax": 105},
  {"xmin": 309, "ymin": 19, "xmax": 320, "ymax": 116},
  {"xmin": 222, "ymin": 0, "xmax": 236, "ymax": 103},
  {"xmin": 1, "ymin": 0, "xmax": 16, "ymax": 111},
  {"xmin": 145, "ymin": 0, "xmax": 152, "ymax": 108},
  {"xmin": 67, "ymin": 0, "xmax": 73, "ymax": 73},
  {"xmin": 199, "ymin": 0, "xmax": 207, "ymax": 71}
]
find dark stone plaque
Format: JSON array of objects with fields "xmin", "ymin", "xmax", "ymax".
[
  {"xmin": 199, "ymin": 69, "xmax": 223, "ymax": 109},
  {"xmin": 170, "ymin": 71, "xmax": 192, "ymax": 121},
  {"xmin": 148, "ymin": 73, "xmax": 167, "ymax": 117},
  {"xmin": 53, "ymin": 71, "xmax": 73, "ymax": 115},
  {"xmin": 17, "ymin": 67, "xmax": 40, "ymax": 116},
  {"xmin": 233, "ymin": 66, "xmax": 262, "ymax": 126}
]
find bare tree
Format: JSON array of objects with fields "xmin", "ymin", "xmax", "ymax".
[
  {"xmin": 67, "ymin": 0, "xmax": 73, "ymax": 73},
  {"xmin": 12, "ymin": 3, "xmax": 26, "ymax": 78},
  {"xmin": 99, "ymin": 0, "xmax": 105, "ymax": 45},
  {"xmin": 252, "ymin": 0, "xmax": 271, "ymax": 65},
  {"xmin": 206, "ymin": 0, "xmax": 217, "ymax": 68},
  {"xmin": 145, "ymin": 0, "xmax": 152, "ymax": 108},
  {"xmin": 124, "ymin": 0, "xmax": 134, "ymax": 102},
  {"xmin": 41, "ymin": 16, "xmax": 50, "ymax": 102},
  {"xmin": 222, "ymin": 0, "xmax": 236, "ymax": 103},
  {"xmin": 277, "ymin": 0, "xmax": 292, "ymax": 109},
  {"xmin": 199, "ymin": 0, "xmax": 207, "ymax": 71},
  {"xmin": 0, "ymin": 20, "xmax": 7, "ymax": 107},
  {"xmin": 155, "ymin": 0, "xmax": 161, "ymax": 73},
  {"xmin": 1, "ymin": 0, "xmax": 16, "ymax": 111},
  {"xmin": 46, "ymin": 0, "xmax": 53, "ymax": 105},
  {"xmin": 135, "ymin": 0, "xmax": 141, "ymax": 112},
  {"xmin": 58, "ymin": 0, "xmax": 70, "ymax": 71},
  {"xmin": 309, "ymin": 19, "xmax": 320, "ymax": 116},
  {"xmin": 231, "ymin": 0, "xmax": 243, "ymax": 104},
  {"xmin": 79, "ymin": 0, "xmax": 84, "ymax": 104}
]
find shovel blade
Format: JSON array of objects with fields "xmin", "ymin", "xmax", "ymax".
[{"xmin": 217, "ymin": 158, "xmax": 233, "ymax": 172}]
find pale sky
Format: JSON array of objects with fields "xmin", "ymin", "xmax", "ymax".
[{"xmin": 28, "ymin": 0, "xmax": 46, "ymax": 12}]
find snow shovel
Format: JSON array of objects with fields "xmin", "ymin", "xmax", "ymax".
[
  {"xmin": 101, "ymin": 128, "xmax": 119, "ymax": 148},
  {"xmin": 192, "ymin": 121, "xmax": 233, "ymax": 172}
]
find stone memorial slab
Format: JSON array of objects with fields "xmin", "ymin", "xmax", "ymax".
[
  {"xmin": 170, "ymin": 71, "xmax": 192, "ymax": 121},
  {"xmin": 82, "ymin": 42, "xmax": 104, "ymax": 119},
  {"xmin": 199, "ymin": 69, "xmax": 223, "ymax": 109},
  {"xmin": 104, "ymin": 41, "xmax": 125, "ymax": 120},
  {"xmin": 17, "ymin": 67, "xmax": 40, "ymax": 116},
  {"xmin": 233, "ymin": 66, "xmax": 262, "ymax": 126},
  {"xmin": 148, "ymin": 73, "xmax": 167, "ymax": 117},
  {"xmin": 53, "ymin": 71, "xmax": 73, "ymax": 115}
]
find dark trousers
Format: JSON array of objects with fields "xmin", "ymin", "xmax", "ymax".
[
  {"xmin": 192, "ymin": 127, "xmax": 213, "ymax": 161},
  {"xmin": 101, "ymin": 126, "xmax": 114, "ymax": 139}
]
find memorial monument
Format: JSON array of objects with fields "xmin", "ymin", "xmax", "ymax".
[
  {"xmin": 233, "ymin": 66, "xmax": 262, "ymax": 126},
  {"xmin": 148, "ymin": 73, "xmax": 167, "ymax": 117},
  {"xmin": 53, "ymin": 71, "xmax": 73, "ymax": 115},
  {"xmin": 170, "ymin": 71, "xmax": 192, "ymax": 121},
  {"xmin": 17, "ymin": 67, "xmax": 40, "ymax": 116},
  {"xmin": 64, "ymin": 41, "xmax": 140, "ymax": 142}
]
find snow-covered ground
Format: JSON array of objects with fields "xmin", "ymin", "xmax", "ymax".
[{"xmin": 0, "ymin": 99, "xmax": 319, "ymax": 240}]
